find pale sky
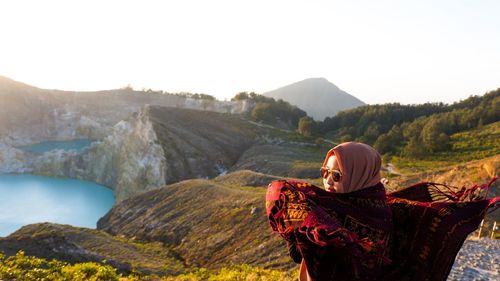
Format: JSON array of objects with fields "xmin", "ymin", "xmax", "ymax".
[{"xmin": 0, "ymin": 0, "xmax": 499, "ymax": 104}]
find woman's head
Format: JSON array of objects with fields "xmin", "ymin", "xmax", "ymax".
[{"xmin": 321, "ymin": 142, "xmax": 382, "ymax": 193}]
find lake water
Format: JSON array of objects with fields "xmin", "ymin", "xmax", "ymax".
[
  {"xmin": 0, "ymin": 174, "xmax": 115, "ymax": 237},
  {"xmin": 17, "ymin": 139, "xmax": 94, "ymax": 153}
]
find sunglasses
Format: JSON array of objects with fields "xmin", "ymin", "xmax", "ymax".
[{"xmin": 320, "ymin": 167, "xmax": 342, "ymax": 182}]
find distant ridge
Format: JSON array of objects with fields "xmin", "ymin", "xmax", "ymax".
[{"xmin": 263, "ymin": 78, "xmax": 365, "ymax": 120}]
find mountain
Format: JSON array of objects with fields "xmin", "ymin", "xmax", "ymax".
[
  {"xmin": 263, "ymin": 78, "xmax": 365, "ymax": 121},
  {"xmin": 1, "ymin": 76, "xmax": 498, "ymax": 279}
]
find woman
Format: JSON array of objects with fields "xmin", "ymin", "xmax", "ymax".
[{"xmin": 266, "ymin": 142, "xmax": 498, "ymax": 281}]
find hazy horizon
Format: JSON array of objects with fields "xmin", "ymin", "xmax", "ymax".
[{"xmin": 1, "ymin": 0, "xmax": 499, "ymax": 105}]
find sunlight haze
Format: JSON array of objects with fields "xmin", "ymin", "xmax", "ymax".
[{"xmin": 0, "ymin": 0, "xmax": 499, "ymax": 104}]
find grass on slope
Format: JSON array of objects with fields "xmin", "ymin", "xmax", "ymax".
[
  {"xmin": 0, "ymin": 223, "xmax": 186, "ymax": 276},
  {"xmin": 391, "ymin": 121, "xmax": 500, "ymax": 174}
]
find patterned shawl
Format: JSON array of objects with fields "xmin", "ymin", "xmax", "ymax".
[{"xmin": 266, "ymin": 178, "xmax": 499, "ymax": 281}]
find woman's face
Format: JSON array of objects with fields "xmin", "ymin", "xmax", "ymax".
[{"xmin": 323, "ymin": 155, "xmax": 343, "ymax": 192}]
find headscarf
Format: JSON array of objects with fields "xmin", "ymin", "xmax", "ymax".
[{"xmin": 322, "ymin": 142, "xmax": 382, "ymax": 193}]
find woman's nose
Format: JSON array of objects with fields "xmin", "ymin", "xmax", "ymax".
[{"xmin": 327, "ymin": 173, "xmax": 334, "ymax": 185}]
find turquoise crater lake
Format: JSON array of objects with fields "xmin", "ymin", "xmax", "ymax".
[
  {"xmin": 17, "ymin": 139, "xmax": 94, "ymax": 153},
  {"xmin": 0, "ymin": 174, "xmax": 115, "ymax": 237}
]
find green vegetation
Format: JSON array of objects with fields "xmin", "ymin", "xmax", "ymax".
[
  {"xmin": 298, "ymin": 116, "xmax": 316, "ymax": 137},
  {"xmin": 232, "ymin": 92, "xmax": 307, "ymax": 129},
  {"xmin": 389, "ymin": 121, "xmax": 500, "ymax": 173},
  {"xmin": 161, "ymin": 264, "xmax": 294, "ymax": 281},
  {"xmin": 0, "ymin": 251, "xmax": 120, "ymax": 281},
  {"xmin": 319, "ymin": 89, "xmax": 500, "ymax": 158},
  {"xmin": 0, "ymin": 251, "xmax": 294, "ymax": 281}
]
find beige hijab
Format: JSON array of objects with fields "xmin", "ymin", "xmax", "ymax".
[{"xmin": 322, "ymin": 142, "xmax": 382, "ymax": 193}]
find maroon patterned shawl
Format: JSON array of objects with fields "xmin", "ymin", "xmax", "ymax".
[{"xmin": 266, "ymin": 179, "xmax": 499, "ymax": 281}]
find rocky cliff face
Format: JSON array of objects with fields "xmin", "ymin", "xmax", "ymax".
[
  {"xmin": 0, "ymin": 143, "xmax": 31, "ymax": 173},
  {"xmin": 31, "ymin": 106, "xmax": 168, "ymax": 201},
  {"xmin": 0, "ymin": 103, "xmax": 266, "ymax": 201},
  {"xmin": 0, "ymin": 105, "xmax": 167, "ymax": 201},
  {"xmin": 0, "ymin": 76, "xmax": 263, "ymax": 200},
  {"xmin": 148, "ymin": 106, "xmax": 258, "ymax": 184}
]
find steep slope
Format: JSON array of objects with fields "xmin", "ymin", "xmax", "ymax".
[
  {"xmin": 97, "ymin": 172, "xmax": 291, "ymax": 270},
  {"xmin": 149, "ymin": 106, "xmax": 257, "ymax": 184},
  {"xmin": 264, "ymin": 78, "xmax": 365, "ymax": 120},
  {"xmin": 0, "ymin": 223, "xmax": 186, "ymax": 275}
]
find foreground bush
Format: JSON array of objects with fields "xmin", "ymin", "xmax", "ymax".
[
  {"xmin": 0, "ymin": 251, "xmax": 293, "ymax": 281},
  {"xmin": 0, "ymin": 251, "xmax": 119, "ymax": 281},
  {"xmin": 161, "ymin": 264, "xmax": 294, "ymax": 281}
]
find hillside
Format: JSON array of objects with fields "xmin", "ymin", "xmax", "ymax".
[
  {"xmin": 0, "ymin": 76, "xmax": 250, "ymax": 146},
  {"xmin": 263, "ymin": 78, "xmax": 365, "ymax": 120},
  {"xmin": 389, "ymin": 121, "xmax": 500, "ymax": 174},
  {"xmin": 2, "ymin": 157, "xmax": 498, "ymax": 277},
  {"xmin": 97, "ymin": 171, "xmax": 292, "ymax": 270},
  {"xmin": 149, "ymin": 106, "xmax": 258, "ymax": 184},
  {"xmin": 0, "ymin": 75, "xmax": 328, "ymax": 200},
  {"xmin": 1, "ymin": 76, "xmax": 499, "ymax": 279},
  {"xmin": 0, "ymin": 223, "xmax": 186, "ymax": 275},
  {"xmin": 386, "ymin": 155, "xmax": 499, "ymax": 193},
  {"xmin": 320, "ymin": 88, "xmax": 500, "ymax": 156}
]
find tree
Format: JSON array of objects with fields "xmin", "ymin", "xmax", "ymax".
[
  {"xmin": 403, "ymin": 137, "xmax": 426, "ymax": 158},
  {"xmin": 231, "ymin": 92, "xmax": 249, "ymax": 101},
  {"xmin": 298, "ymin": 117, "xmax": 315, "ymax": 137},
  {"xmin": 421, "ymin": 118, "xmax": 449, "ymax": 152},
  {"xmin": 251, "ymin": 102, "xmax": 274, "ymax": 123},
  {"xmin": 374, "ymin": 133, "xmax": 392, "ymax": 154}
]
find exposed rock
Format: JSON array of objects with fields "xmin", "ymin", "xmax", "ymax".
[
  {"xmin": 0, "ymin": 76, "xmax": 266, "ymax": 200},
  {"xmin": 0, "ymin": 143, "xmax": 32, "ymax": 173},
  {"xmin": 147, "ymin": 106, "xmax": 257, "ymax": 185},
  {"xmin": 73, "ymin": 106, "xmax": 167, "ymax": 200},
  {"xmin": 0, "ymin": 106, "xmax": 167, "ymax": 201},
  {"xmin": 0, "ymin": 76, "xmax": 255, "ymax": 147}
]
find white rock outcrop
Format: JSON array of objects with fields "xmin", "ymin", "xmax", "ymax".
[
  {"xmin": 0, "ymin": 105, "xmax": 167, "ymax": 201},
  {"xmin": 78, "ymin": 106, "xmax": 167, "ymax": 200},
  {"xmin": 0, "ymin": 143, "xmax": 31, "ymax": 173}
]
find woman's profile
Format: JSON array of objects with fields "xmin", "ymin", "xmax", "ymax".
[{"xmin": 266, "ymin": 141, "xmax": 498, "ymax": 281}]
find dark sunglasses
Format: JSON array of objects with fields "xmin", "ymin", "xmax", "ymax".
[{"xmin": 320, "ymin": 167, "xmax": 342, "ymax": 182}]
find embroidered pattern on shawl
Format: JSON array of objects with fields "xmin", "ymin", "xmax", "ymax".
[{"xmin": 266, "ymin": 178, "xmax": 499, "ymax": 281}]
